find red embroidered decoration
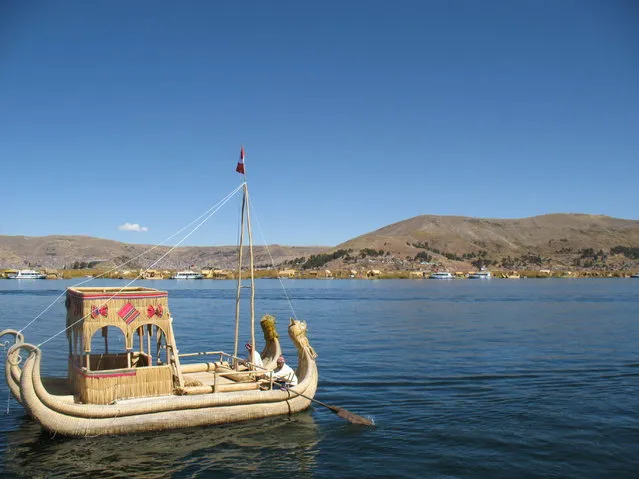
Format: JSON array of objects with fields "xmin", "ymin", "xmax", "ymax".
[
  {"xmin": 91, "ymin": 304, "xmax": 109, "ymax": 318},
  {"xmin": 118, "ymin": 302, "xmax": 140, "ymax": 324},
  {"xmin": 146, "ymin": 304, "xmax": 164, "ymax": 318}
]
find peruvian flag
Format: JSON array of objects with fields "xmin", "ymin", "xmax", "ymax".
[{"xmin": 236, "ymin": 145, "xmax": 245, "ymax": 174}]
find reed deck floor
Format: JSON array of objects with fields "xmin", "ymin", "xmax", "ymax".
[
  {"xmin": 42, "ymin": 377, "xmax": 73, "ymax": 395},
  {"xmin": 183, "ymin": 371, "xmax": 236, "ymax": 387}
]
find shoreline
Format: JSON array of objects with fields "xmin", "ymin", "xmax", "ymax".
[{"xmin": 2, "ymin": 269, "xmax": 638, "ymax": 280}]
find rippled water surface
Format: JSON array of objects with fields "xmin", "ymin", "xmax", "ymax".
[{"xmin": 1, "ymin": 279, "xmax": 638, "ymax": 478}]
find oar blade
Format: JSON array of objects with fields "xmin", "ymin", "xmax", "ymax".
[{"xmin": 333, "ymin": 406, "xmax": 375, "ymax": 426}]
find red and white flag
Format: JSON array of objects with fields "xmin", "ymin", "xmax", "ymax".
[{"xmin": 236, "ymin": 145, "xmax": 245, "ymax": 174}]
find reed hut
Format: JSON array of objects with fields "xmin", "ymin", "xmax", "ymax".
[{"xmin": 278, "ymin": 269, "xmax": 297, "ymax": 278}]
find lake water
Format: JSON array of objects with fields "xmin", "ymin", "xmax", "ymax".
[{"xmin": 1, "ymin": 278, "xmax": 638, "ymax": 478}]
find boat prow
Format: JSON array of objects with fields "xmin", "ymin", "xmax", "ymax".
[{"xmin": 2, "ymin": 329, "xmax": 25, "ymax": 404}]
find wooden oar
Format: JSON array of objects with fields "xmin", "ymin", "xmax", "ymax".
[{"xmin": 281, "ymin": 385, "xmax": 375, "ymax": 426}]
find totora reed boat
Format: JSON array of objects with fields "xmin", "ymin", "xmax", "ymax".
[{"xmin": 1, "ymin": 148, "xmax": 321, "ymax": 437}]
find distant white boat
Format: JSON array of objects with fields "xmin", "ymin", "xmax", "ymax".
[
  {"xmin": 170, "ymin": 270, "xmax": 204, "ymax": 279},
  {"xmin": 7, "ymin": 269, "xmax": 46, "ymax": 279},
  {"xmin": 468, "ymin": 271, "xmax": 492, "ymax": 279},
  {"xmin": 429, "ymin": 272, "xmax": 453, "ymax": 280},
  {"xmin": 631, "ymin": 273, "xmax": 639, "ymax": 279}
]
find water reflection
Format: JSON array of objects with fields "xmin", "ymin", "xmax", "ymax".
[{"xmin": 3, "ymin": 412, "xmax": 321, "ymax": 478}]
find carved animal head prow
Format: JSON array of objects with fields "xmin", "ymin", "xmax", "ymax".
[
  {"xmin": 288, "ymin": 318, "xmax": 317, "ymax": 359},
  {"xmin": 288, "ymin": 318, "xmax": 308, "ymax": 344}
]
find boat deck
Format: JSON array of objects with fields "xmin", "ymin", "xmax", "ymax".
[
  {"xmin": 183, "ymin": 371, "xmax": 236, "ymax": 387},
  {"xmin": 42, "ymin": 377, "xmax": 73, "ymax": 395},
  {"xmin": 183, "ymin": 368, "xmax": 264, "ymax": 392}
]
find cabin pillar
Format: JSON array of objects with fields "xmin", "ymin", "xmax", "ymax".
[{"xmin": 147, "ymin": 325, "xmax": 152, "ymax": 366}]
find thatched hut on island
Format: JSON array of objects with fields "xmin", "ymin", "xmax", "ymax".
[
  {"xmin": 278, "ymin": 269, "xmax": 297, "ymax": 278},
  {"xmin": 212, "ymin": 269, "xmax": 232, "ymax": 279},
  {"xmin": 3, "ymin": 269, "xmax": 19, "ymax": 279},
  {"xmin": 43, "ymin": 268, "xmax": 62, "ymax": 279},
  {"xmin": 141, "ymin": 269, "xmax": 164, "ymax": 279}
]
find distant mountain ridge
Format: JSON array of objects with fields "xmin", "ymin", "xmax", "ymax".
[
  {"xmin": 1, "ymin": 213, "xmax": 638, "ymax": 271},
  {"xmin": 337, "ymin": 213, "xmax": 639, "ymax": 254},
  {"xmin": 0, "ymin": 235, "xmax": 328, "ymax": 270},
  {"xmin": 331, "ymin": 213, "xmax": 639, "ymax": 271}
]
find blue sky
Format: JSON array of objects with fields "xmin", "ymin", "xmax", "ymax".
[{"xmin": 1, "ymin": 0, "xmax": 637, "ymax": 247}]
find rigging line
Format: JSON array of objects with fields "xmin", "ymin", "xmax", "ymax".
[
  {"xmin": 18, "ymin": 182, "xmax": 245, "ymax": 336},
  {"xmin": 36, "ymin": 184, "xmax": 245, "ymax": 349},
  {"xmin": 246, "ymin": 190, "xmax": 298, "ymax": 321}
]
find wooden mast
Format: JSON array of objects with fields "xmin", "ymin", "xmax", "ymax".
[
  {"xmin": 233, "ymin": 189, "xmax": 246, "ymax": 368},
  {"xmin": 245, "ymin": 186, "xmax": 256, "ymax": 356},
  {"xmin": 233, "ymin": 145, "xmax": 255, "ymax": 369}
]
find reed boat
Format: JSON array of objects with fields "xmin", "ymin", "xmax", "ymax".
[
  {"xmin": 1, "ymin": 307, "xmax": 317, "ymax": 437},
  {"xmin": 1, "ymin": 151, "xmax": 321, "ymax": 437}
]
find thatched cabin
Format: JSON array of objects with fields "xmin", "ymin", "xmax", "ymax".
[{"xmin": 65, "ymin": 287, "xmax": 176, "ymax": 404}]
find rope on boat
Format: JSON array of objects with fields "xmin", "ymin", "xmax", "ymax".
[
  {"xmin": 24, "ymin": 183, "xmax": 246, "ymax": 349},
  {"xmin": 248, "ymin": 191, "xmax": 299, "ymax": 321}
]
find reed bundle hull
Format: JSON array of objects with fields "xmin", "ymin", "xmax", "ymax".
[
  {"xmin": 3, "ymin": 314, "xmax": 318, "ymax": 437},
  {"xmin": 2, "ymin": 173, "xmax": 322, "ymax": 437}
]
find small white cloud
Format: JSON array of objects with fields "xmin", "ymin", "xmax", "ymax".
[{"xmin": 118, "ymin": 222, "xmax": 148, "ymax": 232}]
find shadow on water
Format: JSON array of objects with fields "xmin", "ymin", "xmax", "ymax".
[{"xmin": 2, "ymin": 412, "xmax": 321, "ymax": 478}]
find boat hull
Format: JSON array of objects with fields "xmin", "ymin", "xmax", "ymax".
[
  {"xmin": 9, "ymin": 319, "xmax": 318, "ymax": 437},
  {"xmin": 7, "ymin": 274, "xmax": 46, "ymax": 279}
]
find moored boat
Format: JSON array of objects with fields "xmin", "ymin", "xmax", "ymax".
[
  {"xmin": 170, "ymin": 270, "xmax": 204, "ymax": 279},
  {"xmin": 429, "ymin": 272, "xmax": 453, "ymax": 279},
  {"xmin": 7, "ymin": 269, "xmax": 47, "ymax": 279},
  {"xmin": 468, "ymin": 270, "xmax": 492, "ymax": 279}
]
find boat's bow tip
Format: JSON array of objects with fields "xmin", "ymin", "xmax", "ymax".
[
  {"xmin": 8, "ymin": 342, "xmax": 40, "ymax": 360},
  {"xmin": 1, "ymin": 329, "xmax": 25, "ymax": 347}
]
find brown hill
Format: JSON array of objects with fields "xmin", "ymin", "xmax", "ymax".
[
  {"xmin": 0, "ymin": 235, "xmax": 328, "ymax": 270},
  {"xmin": 2, "ymin": 214, "xmax": 638, "ymax": 273},
  {"xmin": 327, "ymin": 213, "xmax": 639, "ymax": 271}
]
